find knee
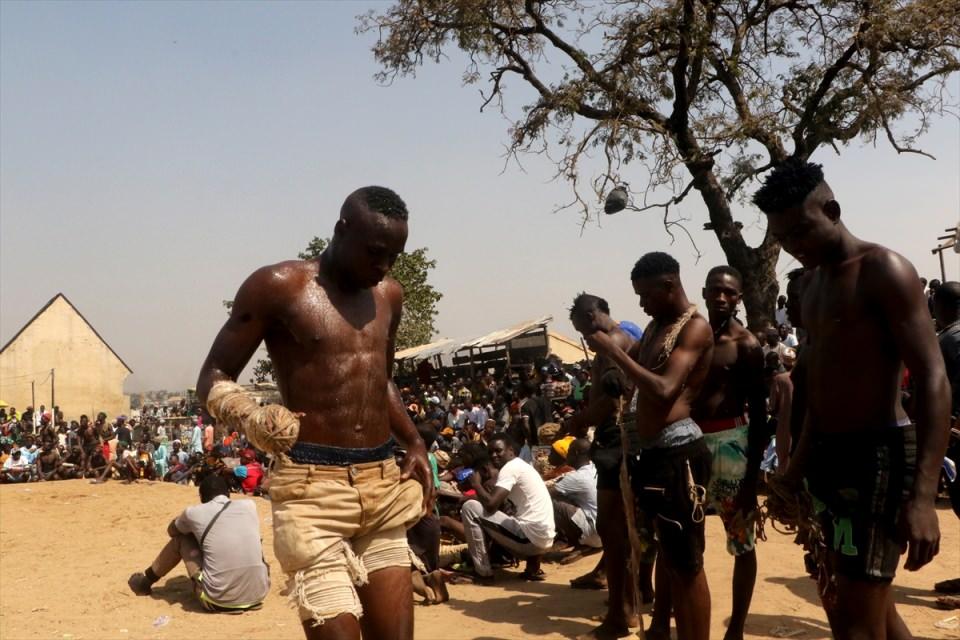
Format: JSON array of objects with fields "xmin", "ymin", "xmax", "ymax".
[{"xmin": 460, "ymin": 499, "xmax": 483, "ymax": 521}]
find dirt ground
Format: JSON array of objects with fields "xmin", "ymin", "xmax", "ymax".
[{"xmin": 1, "ymin": 479, "xmax": 957, "ymax": 640}]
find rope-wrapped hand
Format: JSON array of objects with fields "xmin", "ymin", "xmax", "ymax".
[{"xmin": 206, "ymin": 381, "xmax": 299, "ymax": 455}]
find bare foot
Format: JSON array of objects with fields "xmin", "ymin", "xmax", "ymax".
[{"xmin": 425, "ymin": 570, "xmax": 449, "ymax": 604}]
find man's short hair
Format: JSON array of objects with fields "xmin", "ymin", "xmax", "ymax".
[
  {"xmin": 199, "ymin": 473, "xmax": 230, "ymax": 503},
  {"xmin": 705, "ymin": 265, "xmax": 743, "ymax": 288},
  {"xmin": 416, "ymin": 421, "xmax": 438, "ymax": 449},
  {"xmin": 631, "ymin": 252, "xmax": 680, "ymax": 281},
  {"xmin": 934, "ymin": 281, "xmax": 960, "ymax": 309},
  {"xmin": 489, "ymin": 434, "xmax": 519, "ymax": 454},
  {"xmin": 752, "ymin": 159, "xmax": 825, "ymax": 214},
  {"xmin": 569, "ymin": 292, "xmax": 610, "ymax": 320},
  {"xmin": 355, "ymin": 186, "xmax": 408, "ymax": 220}
]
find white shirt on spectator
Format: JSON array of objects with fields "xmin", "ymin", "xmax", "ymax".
[
  {"xmin": 495, "ymin": 457, "xmax": 556, "ymax": 548},
  {"xmin": 775, "ymin": 307, "xmax": 788, "ymax": 326}
]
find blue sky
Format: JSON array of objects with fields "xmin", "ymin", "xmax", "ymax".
[{"xmin": 2, "ymin": 1, "xmax": 958, "ymax": 392}]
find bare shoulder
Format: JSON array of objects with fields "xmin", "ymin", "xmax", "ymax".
[
  {"xmin": 860, "ymin": 244, "xmax": 921, "ymax": 297},
  {"xmin": 732, "ymin": 321, "xmax": 762, "ymax": 353},
  {"xmin": 379, "ymin": 275, "xmax": 404, "ymax": 310},
  {"xmin": 611, "ymin": 325, "xmax": 634, "ymax": 352},
  {"xmin": 678, "ymin": 313, "xmax": 713, "ymax": 349},
  {"xmin": 235, "ymin": 259, "xmax": 314, "ymax": 313}
]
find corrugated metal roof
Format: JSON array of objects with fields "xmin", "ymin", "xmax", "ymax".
[
  {"xmin": 394, "ymin": 338, "xmax": 460, "ymax": 362},
  {"xmin": 394, "ymin": 316, "xmax": 554, "ymax": 362},
  {"xmin": 459, "ymin": 315, "xmax": 553, "ymax": 349}
]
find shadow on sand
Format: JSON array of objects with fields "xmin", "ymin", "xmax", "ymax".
[
  {"xmin": 446, "ymin": 569, "xmax": 601, "ymax": 637},
  {"xmin": 149, "ymin": 575, "xmax": 207, "ymax": 613}
]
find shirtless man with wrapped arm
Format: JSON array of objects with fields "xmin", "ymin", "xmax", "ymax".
[{"xmin": 196, "ymin": 186, "xmax": 434, "ymax": 640}]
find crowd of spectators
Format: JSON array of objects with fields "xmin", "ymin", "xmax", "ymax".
[{"xmin": 0, "ymin": 403, "xmax": 265, "ymax": 493}]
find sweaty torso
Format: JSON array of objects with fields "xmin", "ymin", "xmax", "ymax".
[
  {"xmin": 692, "ymin": 322, "xmax": 754, "ymax": 423},
  {"xmin": 261, "ymin": 260, "xmax": 395, "ymax": 448},
  {"xmin": 803, "ymin": 246, "xmax": 907, "ymax": 433},
  {"xmin": 633, "ymin": 314, "xmax": 712, "ymax": 440}
]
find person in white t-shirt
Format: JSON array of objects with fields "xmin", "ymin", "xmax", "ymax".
[
  {"xmin": 778, "ymin": 323, "xmax": 799, "ymax": 348},
  {"xmin": 461, "ymin": 434, "xmax": 556, "ymax": 582}
]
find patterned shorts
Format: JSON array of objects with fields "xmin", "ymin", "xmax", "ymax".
[{"xmin": 703, "ymin": 424, "xmax": 755, "ymax": 556}]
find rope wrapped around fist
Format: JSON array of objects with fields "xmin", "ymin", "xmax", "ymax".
[{"xmin": 206, "ymin": 381, "xmax": 299, "ymax": 455}]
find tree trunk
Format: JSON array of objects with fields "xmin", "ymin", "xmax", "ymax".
[{"xmin": 689, "ymin": 164, "xmax": 780, "ymax": 330}]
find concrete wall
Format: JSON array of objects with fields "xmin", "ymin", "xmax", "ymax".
[{"xmin": 0, "ymin": 296, "xmax": 131, "ymax": 420}]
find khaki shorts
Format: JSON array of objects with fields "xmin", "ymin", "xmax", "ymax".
[{"xmin": 270, "ymin": 457, "xmax": 423, "ymax": 625}]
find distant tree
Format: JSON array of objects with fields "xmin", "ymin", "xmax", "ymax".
[
  {"xmin": 230, "ymin": 237, "xmax": 443, "ymax": 383},
  {"xmin": 359, "ymin": 0, "xmax": 959, "ymax": 328}
]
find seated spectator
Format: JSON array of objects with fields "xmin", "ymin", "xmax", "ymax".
[
  {"xmin": 59, "ymin": 445, "xmax": 86, "ymax": 479},
  {"xmin": 549, "ymin": 438, "xmax": 602, "ymax": 549},
  {"xmin": 34, "ymin": 441, "xmax": 62, "ymax": 481},
  {"xmin": 128, "ymin": 474, "xmax": 270, "ymax": 612},
  {"xmin": 165, "ymin": 454, "xmax": 193, "ymax": 484},
  {"xmin": 1, "ymin": 448, "xmax": 31, "ymax": 483},
  {"xmin": 232, "ymin": 448, "xmax": 264, "ymax": 495},
  {"xmin": 778, "ymin": 323, "xmax": 799, "ymax": 348},
  {"xmin": 436, "ymin": 427, "xmax": 462, "ymax": 454},
  {"xmin": 84, "ymin": 445, "xmax": 110, "ymax": 479},
  {"xmin": 460, "ymin": 435, "xmax": 556, "ymax": 583}
]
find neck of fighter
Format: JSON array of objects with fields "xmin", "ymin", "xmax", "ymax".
[
  {"xmin": 656, "ymin": 290, "xmax": 694, "ymax": 324},
  {"xmin": 707, "ymin": 311, "xmax": 734, "ymax": 333},
  {"xmin": 821, "ymin": 223, "xmax": 861, "ymax": 267},
  {"xmin": 319, "ymin": 245, "xmax": 358, "ymax": 292}
]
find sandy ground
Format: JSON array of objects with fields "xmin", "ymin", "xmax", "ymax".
[{"xmin": 1, "ymin": 479, "xmax": 958, "ymax": 640}]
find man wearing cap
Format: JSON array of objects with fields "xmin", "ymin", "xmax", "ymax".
[
  {"xmin": 1, "ymin": 447, "xmax": 31, "ymax": 483},
  {"xmin": 549, "ymin": 438, "xmax": 602, "ymax": 550}
]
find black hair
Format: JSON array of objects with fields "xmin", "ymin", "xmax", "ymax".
[
  {"xmin": 415, "ymin": 420, "xmax": 438, "ymax": 449},
  {"xmin": 705, "ymin": 265, "xmax": 743, "ymax": 288},
  {"xmin": 569, "ymin": 292, "xmax": 611, "ymax": 320},
  {"xmin": 356, "ymin": 186, "xmax": 408, "ymax": 220},
  {"xmin": 456, "ymin": 442, "xmax": 490, "ymax": 468},
  {"xmin": 489, "ymin": 433, "xmax": 519, "ymax": 454},
  {"xmin": 934, "ymin": 281, "xmax": 960, "ymax": 309},
  {"xmin": 752, "ymin": 159, "xmax": 825, "ymax": 214},
  {"xmin": 786, "ymin": 267, "xmax": 807, "ymax": 282},
  {"xmin": 631, "ymin": 252, "xmax": 680, "ymax": 281},
  {"xmin": 199, "ymin": 473, "xmax": 230, "ymax": 503},
  {"xmin": 930, "ymin": 279, "xmax": 942, "ymax": 289}
]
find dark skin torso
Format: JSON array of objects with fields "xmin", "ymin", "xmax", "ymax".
[
  {"xmin": 199, "ymin": 259, "xmax": 399, "ymax": 448},
  {"xmin": 802, "ymin": 245, "xmax": 908, "ymax": 432},
  {"xmin": 692, "ymin": 321, "xmax": 759, "ymax": 421},
  {"xmin": 630, "ymin": 316, "xmax": 712, "ymax": 439}
]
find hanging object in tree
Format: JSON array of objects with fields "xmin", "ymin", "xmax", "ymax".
[{"xmin": 604, "ymin": 185, "xmax": 629, "ymax": 214}]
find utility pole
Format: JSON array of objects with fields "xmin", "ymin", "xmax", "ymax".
[
  {"xmin": 50, "ymin": 368, "xmax": 55, "ymax": 416},
  {"xmin": 31, "ymin": 380, "xmax": 35, "ymax": 410},
  {"xmin": 932, "ymin": 224, "xmax": 959, "ymax": 282}
]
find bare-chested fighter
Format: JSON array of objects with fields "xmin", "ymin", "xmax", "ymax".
[
  {"xmin": 586, "ymin": 252, "xmax": 714, "ymax": 640},
  {"xmin": 755, "ymin": 160, "xmax": 950, "ymax": 640},
  {"xmin": 566, "ymin": 293, "xmax": 649, "ymax": 640},
  {"xmin": 648, "ymin": 265, "xmax": 767, "ymax": 640},
  {"xmin": 196, "ymin": 187, "xmax": 434, "ymax": 640}
]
